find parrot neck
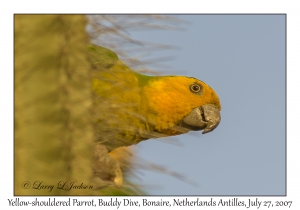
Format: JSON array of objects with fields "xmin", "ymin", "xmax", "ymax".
[{"xmin": 139, "ymin": 76, "xmax": 194, "ymax": 132}]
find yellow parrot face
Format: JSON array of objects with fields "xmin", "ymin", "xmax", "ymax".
[{"xmin": 142, "ymin": 76, "xmax": 221, "ymax": 134}]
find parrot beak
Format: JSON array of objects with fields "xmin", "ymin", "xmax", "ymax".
[{"xmin": 182, "ymin": 104, "xmax": 221, "ymax": 134}]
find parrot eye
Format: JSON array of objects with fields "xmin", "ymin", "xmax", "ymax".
[{"xmin": 189, "ymin": 83, "xmax": 202, "ymax": 93}]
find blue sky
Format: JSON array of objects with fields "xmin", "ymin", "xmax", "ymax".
[{"xmin": 122, "ymin": 15, "xmax": 285, "ymax": 195}]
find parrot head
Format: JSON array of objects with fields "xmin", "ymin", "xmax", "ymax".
[{"xmin": 140, "ymin": 75, "xmax": 221, "ymax": 135}]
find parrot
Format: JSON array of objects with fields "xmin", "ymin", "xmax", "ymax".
[{"xmin": 89, "ymin": 45, "xmax": 221, "ymax": 153}]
